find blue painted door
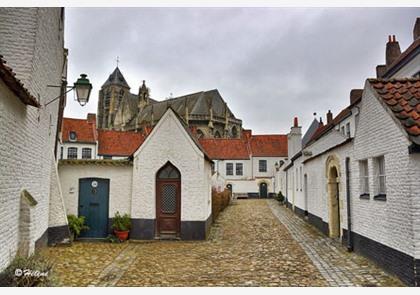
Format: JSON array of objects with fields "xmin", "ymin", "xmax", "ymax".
[{"xmin": 78, "ymin": 178, "xmax": 109, "ymax": 238}]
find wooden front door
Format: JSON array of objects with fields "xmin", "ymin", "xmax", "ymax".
[
  {"xmin": 78, "ymin": 178, "xmax": 109, "ymax": 238},
  {"xmin": 156, "ymin": 163, "xmax": 181, "ymax": 237}
]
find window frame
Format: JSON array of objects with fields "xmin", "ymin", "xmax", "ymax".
[
  {"xmin": 67, "ymin": 147, "xmax": 78, "ymax": 159},
  {"xmin": 226, "ymin": 163, "xmax": 234, "ymax": 176},
  {"xmin": 374, "ymin": 156, "xmax": 386, "ymax": 200},
  {"xmin": 235, "ymin": 163, "xmax": 243, "ymax": 176},
  {"xmin": 258, "ymin": 159, "xmax": 267, "ymax": 172},
  {"xmin": 69, "ymin": 131, "xmax": 77, "ymax": 142},
  {"xmin": 359, "ymin": 159, "xmax": 369, "ymax": 198},
  {"xmin": 81, "ymin": 148, "xmax": 92, "ymax": 159},
  {"xmin": 345, "ymin": 122, "xmax": 351, "ymax": 138}
]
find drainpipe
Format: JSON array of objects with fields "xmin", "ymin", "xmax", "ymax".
[
  {"xmin": 345, "ymin": 157, "xmax": 353, "ymax": 251},
  {"xmin": 285, "ymin": 170, "xmax": 288, "ymax": 208}
]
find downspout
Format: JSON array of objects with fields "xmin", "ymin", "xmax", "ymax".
[
  {"xmin": 345, "ymin": 157, "xmax": 353, "ymax": 251},
  {"xmin": 285, "ymin": 170, "xmax": 288, "ymax": 208}
]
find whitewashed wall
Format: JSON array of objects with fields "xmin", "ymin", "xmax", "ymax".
[
  {"xmin": 0, "ymin": 8, "xmax": 65, "ymax": 271},
  {"xmin": 352, "ymin": 84, "xmax": 414, "ymax": 258},
  {"xmin": 132, "ymin": 110, "xmax": 211, "ymax": 222},
  {"xmin": 58, "ymin": 163, "xmax": 133, "ymax": 217}
]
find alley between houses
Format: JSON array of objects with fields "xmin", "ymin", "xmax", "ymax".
[{"xmin": 41, "ymin": 200, "xmax": 403, "ymax": 287}]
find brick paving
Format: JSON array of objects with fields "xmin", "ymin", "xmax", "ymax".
[{"xmin": 41, "ymin": 199, "xmax": 403, "ymax": 286}]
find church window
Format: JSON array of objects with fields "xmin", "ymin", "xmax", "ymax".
[
  {"xmin": 235, "ymin": 163, "xmax": 243, "ymax": 176},
  {"xmin": 231, "ymin": 126, "xmax": 238, "ymax": 138},
  {"xmin": 359, "ymin": 160, "xmax": 369, "ymax": 197},
  {"xmin": 69, "ymin": 131, "xmax": 77, "ymax": 141},
  {"xmin": 214, "ymin": 130, "xmax": 221, "ymax": 138},
  {"xmin": 226, "ymin": 163, "xmax": 234, "ymax": 176},
  {"xmin": 259, "ymin": 160, "xmax": 267, "ymax": 172},
  {"xmin": 67, "ymin": 147, "xmax": 78, "ymax": 159},
  {"xmin": 82, "ymin": 148, "xmax": 92, "ymax": 159}
]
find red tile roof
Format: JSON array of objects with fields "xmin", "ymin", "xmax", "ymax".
[
  {"xmin": 98, "ymin": 129, "xmax": 145, "ymax": 156},
  {"xmin": 198, "ymin": 138, "xmax": 250, "ymax": 160},
  {"xmin": 0, "ymin": 55, "xmax": 39, "ymax": 107},
  {"xmin": 368, "ymin": 78, "xmax": 420, "ymax": 145},
  {"xmin": 249, "ymin": 135, "xmax": 288, "ymax": 157},
  {"xmin": 62, "ymin": 116, "xmax": 97, "ymax": 143}
]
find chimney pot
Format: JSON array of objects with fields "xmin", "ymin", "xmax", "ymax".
[
  {"xmin": 385, "ymin": 35, "xmax": 401, "ymax": 67},
  {"xmin": 326, "ymin": 110, "xmax": 333, "ymax": 124},
  {"xmin": 376, "ymin": 64, "xmax": 387, "ymax": 78},
  {"xmin": 388, "ymin": 35, "xmax": 392, "ymax": 42},
  {"xmin": 350, "ymin": 89, "xmax": 363, "ymax": 105},
  {"xmin": 293, "ymin": 117, "xmax": 298, "ymax": 127}
]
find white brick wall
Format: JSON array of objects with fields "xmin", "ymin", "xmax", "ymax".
[
  {"xmin": 0, "ymin": 8, "xmax": 65, "ymax": 271},
  {"xmin": 132, "ymin": 109, "xmax": 212, "ymax": 222},
  {"xmin": 410, "ymin": 153, "xmax": 420, "ymax": 259},
  {"xmin": 58, "ymin": 164, "xmax": 133, "ymax": 217},
  {"xmin": 352, "ymin": 84, "xmax": 414, "ymax": 257}
]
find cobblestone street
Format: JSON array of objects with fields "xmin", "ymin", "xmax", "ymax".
[{"xmin": 41, "ymin": 200, "xmax": 403, "ymax": 287}]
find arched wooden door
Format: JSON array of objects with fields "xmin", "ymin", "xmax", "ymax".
[
  {"xmin": 259, "ymin": 182, "xmax": 268, "ymax": 198},
  {"xmin": 156, "ymin": 162, "xmax": 181, "ymax": 237}
]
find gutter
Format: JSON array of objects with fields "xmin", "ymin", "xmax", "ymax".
[{"xmin": 345, "ymin": 157, "xmax": 353, "ymax": 251}]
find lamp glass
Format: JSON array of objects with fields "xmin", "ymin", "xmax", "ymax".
[{"xmin": 73, "ymin": 74, "xmax": 92, "ymax": 106}]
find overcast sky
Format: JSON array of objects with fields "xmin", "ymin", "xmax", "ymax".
[{"xmin": 64, "ymin": 7, "xmax": 419, "ymax": 134}]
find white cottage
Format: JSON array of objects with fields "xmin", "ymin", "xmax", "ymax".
[
  {"xmin": 59, "ymin": 108, "xmax": 213, "ymax": 240},
  {"xmin": 279, "ymin": 18, "xmax": 420, "ymax": 285}
]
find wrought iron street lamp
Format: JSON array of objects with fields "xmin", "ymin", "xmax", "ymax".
[{"xmin": 45, "ymin": 74, "xmax": 92, "ymax": 107}]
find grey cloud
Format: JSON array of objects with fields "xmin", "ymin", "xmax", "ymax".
[{"xmin": 64, "ymin": 7, "xmax": 419, "ymax": 134}]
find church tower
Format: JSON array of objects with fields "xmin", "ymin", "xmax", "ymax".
[
  {"xmin": 97, "ymin": 67, "xmax": 131, "ymax": 129},
  {"xmin": 138, "ymin": 80, "xmax": 150, "ymax": 111}
]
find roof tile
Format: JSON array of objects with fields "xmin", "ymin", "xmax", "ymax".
[{"xmin": 62, "ymin": 117, "xmax": 97, "ymax": 143}]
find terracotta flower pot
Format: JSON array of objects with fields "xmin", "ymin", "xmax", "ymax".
[{"xmin": 114, "ymin": 230, "xmax": 129, "ymax": 241}]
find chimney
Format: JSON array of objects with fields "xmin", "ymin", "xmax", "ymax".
[
  {"xmin": 386, "ymin": 35, "xmax": 401, "ymax": 67},
  {"xmin": 326, "ymin": 110, "xmax": 333, "ymax": 124},
  {"xmin": 376, "ymin": 64, "xmax": 387, "ymax": 78},
  {"xmin": 350, "ymin": 89, "xmax": 363, "ymax": 105},
  {"xmin": 242, "ymin": 129, "xmax": 252, "ymax": 140},
  {"xmin": 287, "ymin": 117, "xmax": 302, "ymax": 159},
  {"xmin": 87, "ymin": 113, "xmax": 96, "ymax": 124},
  {"xmin": 414, "ymin": 17, "xmax": 420, "ymax": 41}
]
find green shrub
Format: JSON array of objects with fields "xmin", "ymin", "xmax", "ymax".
[
  {"xmin": 276, "ymin": 191, "xmax": 285, "ymax": 203},
  {"xmin": 112, "ymin": 211, "xmax": 131, "ymax": 231},
  {"xmin": 0, "ymin": 255, "xmax": 57, "ymax": 286},
  {"xmin": 67, "ymin": 214, "xmax": 89, "ymax": 238}
]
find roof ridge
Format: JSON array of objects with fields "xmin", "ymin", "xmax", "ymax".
[{"xmin": 368, "ymin": 77, "xmax": 420, "ymax": 83}]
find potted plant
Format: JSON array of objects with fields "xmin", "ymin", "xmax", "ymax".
[
  {"xmin": 67, "ymin": 214, "xmax": 89, "ymax": 242},
  {"xmin": 112, "ymin": 211, "xmax": 131, "ymax": 242}
]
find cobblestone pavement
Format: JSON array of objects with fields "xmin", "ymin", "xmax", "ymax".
[
  {"xmin": 267, "ymin": 199, "xmax": 404, "ymax": 286},
  {"xmin": 41, "ymin": 199, "xmax": 403, "ymax": 286}
]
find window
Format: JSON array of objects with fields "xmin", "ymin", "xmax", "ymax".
[
  {"xmin": 69, "ymin": 131, "xmax": 77, "ymax": 141},
  {"xmin": 67, "ymin": 147, "xmax": 78, "ymax": 159},
  {"xmin": 82, "ymin": 148, "xmax": 92, "ymax": 159},
  {"xmin": 359, "ymin": 160, "xmax": 369, "ymax": 197},
  {"xmin": 231, "ymin": 126, "xmax": 238, "ymax": 138},
  {"xmin": 214, "ymin": 130, "xmax": 221, "ymax": 138},
  {"xmin": 236, "ymin": 163, "xmax": 243, "ymax": 176},
  {"xmin": 346, "ymin": 123, "xmax": 351, "ymax": 138},
  {"xmin": 374, "ymin": 156, "xmax": 386, "ymax": 199},
  {"xmin": 103, "ymin": 155, "xmax": 112, "ymax": 159},
  {"xmin": 296, "ymin": 168, "xmax": 299, "ymax": 191},
  {"xmin": 341, "ymin": 126, "xmax": 345, "ymax": 135},
  {"xmin": 259, "ymin": 160, "xmax": 267, "ymax": 172},
  {"xmin": 60, "ymin": 146, "xmax": 63, "ymax": 159},
  {"xmin": 196, "ymin": 129, "xmax": 204, "ymax": 139},
  {"xmin": 226, "ymin": 163, "xmax": 233, "ymax": 176}
]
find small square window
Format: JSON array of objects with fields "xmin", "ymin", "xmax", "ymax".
[
  {"xmin": 82, "ymin": 148, "xmax": 92, "ymax": 159},
  {"xmin": 67, "ymin": 147, "xmax": 78, "ymax": 159},
  {"xmin": 226, "ymin": 163, "xmax": 233, "ymax": 176},
  {"xmin": 259, "ymin": 160, "xmax": 267, "ymax": 172}
]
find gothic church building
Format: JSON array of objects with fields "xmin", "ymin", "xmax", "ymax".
[{"xmin": 97, "ymin": 67, "xmax": 242, "ymax": 139}]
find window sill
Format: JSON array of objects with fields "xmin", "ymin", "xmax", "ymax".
[
  {"xmin": 374, "ymin": 194, "xmax": 387, "ymax": 201},
  {"xmin": 359, "ymin": 193, "xmax": 370, "ymax": 200}
]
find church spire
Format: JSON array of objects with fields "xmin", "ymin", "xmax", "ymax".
[{"xmin": 102, "ymin": 67, "xmax": 130, "ymax": 89}]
